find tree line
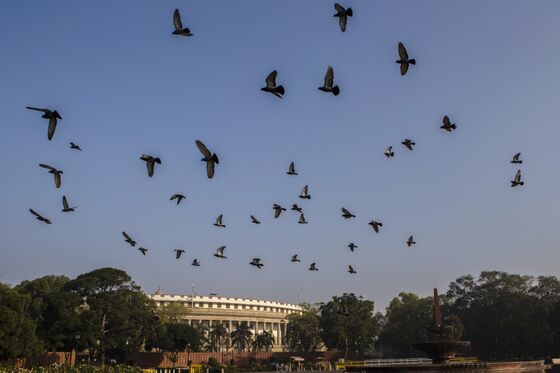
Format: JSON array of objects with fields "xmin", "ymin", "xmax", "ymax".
[{"xmin": 1, "ymin": 268, "xmax": 560, "ymax": 364}]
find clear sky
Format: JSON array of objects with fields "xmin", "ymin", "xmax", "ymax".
[{"xmin": 1, "ymin": 0, "xmax": 559, "ymax": 310}]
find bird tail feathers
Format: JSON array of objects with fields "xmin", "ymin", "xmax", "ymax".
[
  {"xmin": 276, "ymin": 85, "xmax": 285, "ymax": 95},
  {"xmin": 332, "ymin": 86, "xmax": 340, "ymax": 96},
  {"xmin": 409, "ymin": 59, "xmax": 416, "ymax": 65}
]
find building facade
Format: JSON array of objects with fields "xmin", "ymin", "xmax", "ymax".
[{"xmin": 149, "ymin": 293, "xmax": 303, "ymax": 351}]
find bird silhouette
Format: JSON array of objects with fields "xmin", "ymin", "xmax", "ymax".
[
  {"xmin": 139, "ymin": 154, "xmax": 161, "ymax": 177},
  {"xmin": 138, "ymin": 247, "xmax": 148, "ymax": 256},
  {"xmin": 174, "ymin": 249, "xmax": 185, "ymax": 259},
  {"xmin": 441, "ymin": 116, "xmax": 457, "ymax": 132},
  {"xmin": 61, "ymin": 196, "xmax": 77, "ymax": 212},
  {"xmin": 273, "ymin": 204, "xmax": 286, "ymax": 218},
  {"xmin": 299, "ymin": 185, "xmax": 311, "ymax": 199},
  {"xmin": 69, "ymin": 142, "xmax": 82, "ymax": 151},
  {"xmin": 407, "ymin": 236, "xmax": 416, "ymax": 247},
  {"xmin": 122, "ymin": 232, "xmax": 136, "ymax": 247},
  {"xmin": 39, "ymin": 164, "xmax": 63, "ymax": 188},
  {"xmin": 250, "ymin": 258, "xmax": 263, "ymax": 268},
  {"xmin": 348, "ymin": 265, "xmax": 356, "ymax": 274},
  {"xmin": 172, "ymin": 9, "xmax": 193, "ymax": 36},
  {"xmin": 341, "ymin": 207, "xmax": 356, "ymax": 219},
  {"xmin": 195, "ymin": 140, "xmax": 219, "ymax": 179},
  {"xmin": 261, "ymin": 71, "xmax": 285, "ymax": 98},
  {"xmin": 170, "ymin": 194, "xmax": 186, "ymax": 205},
  {"xmin": 511, "ymin": 169, "xmax": 524, "ymax": 187},
  {"xmin": 26, "ymin": 106, "xmax": 62, "ymax": 140},
  {"xmin": 511, "ymin": 153, "xmax": 522, "ymax": 164},
  {"xmin": 214, "ymin": 214, "xmax": 226, "ymax": 228},
  {"xmin": 29, "ymin": 209, "xmax": 51, "ymax": 224},
  {"xmin": 291, "ymin": 254, "xmax": 301, "ymax": 262},
  {"xmin": 384, "ymin": 146, "xmax": 394, "ymax": 158},
  {"xmin": 347, "ymin": 243, "xmax": 357, "ymax": 252},
  {"xmin": 214, "ymin": 246, "xmax": 227, "ymax": 259},
  {"xmin": 396, "ymin": 42, "xmax": 416, "ymax": 76},
  {"xmin": 287, "ymin": 161, "xmax": 298, "ymax": 175},
  {"xmin": 191, "ymin": 259, "xmax": 201, "ymax": 266},
  {"xmin": 368, "ymin": 220, "xmax": 383, "ymax": 233},
  {"xmin": 298, "ymin": 213, "xmax": 308, "ymax": 224},
  {"xmin": 250, "ymin": 215, "xmax": 261, "ymax": 224},
  {"xmin": 309, "ymin": 263, "xmax": 319, "ymax": 271},
  {"xmin": 291, "ymin": 204, "xmax": 303, "ymax": 213},
  {"xmin": 402, "ymin": 139, "xmax": 415, "ymax": 151},
  {"xmin": 318, "ymin": 66, "xmax": 340, "ymax": 96},
  {"xmin": 333, "ymin": 3, "xmax": 353, "ymax": 32}
]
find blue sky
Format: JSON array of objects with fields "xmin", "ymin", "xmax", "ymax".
[{"xmin": 1, "ymin": 0, "xmax": 559, "ymax": 310}]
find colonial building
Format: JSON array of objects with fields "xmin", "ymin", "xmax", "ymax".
[{"xmin": 148, "ymin": 292, "xmax": 303, "ymax": 351}]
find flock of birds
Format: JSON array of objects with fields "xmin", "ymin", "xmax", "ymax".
[{"xmin": 27, "ymin": 3, "xmax": 525, "ymax": 277}]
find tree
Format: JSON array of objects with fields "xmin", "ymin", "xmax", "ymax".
[
  {"xmin": 208, "ymin": 323, "xmax": 229, "ymax": 352},
  {"xmin": 376, "ymin": 292, "xmax": 432, "ymax": 357},
  {"xmin": 230, "ymin": 323, "xmax": 253, "ymax": 352},
  {"xmin": 252, "ymin": 331, "xmax": 274, "ymax": 352},
  {"xmin": 151, "ymin": 323, "xmax": 201, "ymax": 367},
  {"xmin": 285, "ymin": 309, "xmax": 323, "ymax": 353},
  {"xmin": 0, "ymin": 284, "xmax": 42, "ymax": 359},
  {"xmin": 320, "ymin": 293, "xmax": 380, "ymax": 359},
  {"xmin": 156, "ymin": 301, "xmax": 190, "ymax": 324}
]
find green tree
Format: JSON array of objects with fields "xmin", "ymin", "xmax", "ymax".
[
  {"xmin": 252, "ymin": 331, "xmax": 274, "ymax": 352},
  {"xmin": 320, "ymin": 293, "xmax": 380, "ymax": 359},
  {"xmin": 285, "ymin": 309, "xmax": 323, "ymax": 353},
  {"xmin": 0, "ymin": 284, "xmax": 42, "ymax": 359},
  {"xmin": 376, "ymin": 292, "xmax": 432, "ymax": 357},
  {"xmin": 208, "ymin": 323, "xmax": 229, "ymax": 352},
  {"xmin": 230, "ymin": 323, "xmax": 253, "ymax": 352},
  {"xmin": 151, "ymin": 323, "xmax": 201, "ymax": 367},
  {"xmin": 156, "ymin": 301, "xmax": 190, "ymax": 324}
]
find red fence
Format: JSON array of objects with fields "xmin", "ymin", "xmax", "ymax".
[{"xmin": 4, "ymin": 351, "xmax": 76, "ymax": 368}]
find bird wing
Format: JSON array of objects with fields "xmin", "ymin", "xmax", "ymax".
[
  {"xmin": 207, "ymin": 160, "xmax": 215, "ymax": 179},
  {"xmin": 54, "ymin": 172, "xmax": 62, "ymax": 188},
  {"xmin": 26, "ymin": 106, "xmax": 49, "ymax": 113},
  {"xmin": 173, "ymin": 9, "xmax": 183, "ymax": 31},
  {"xmin": 398, "ymin": 42, "xmax": 409, "ymax": 60},
  {"xmin": 170, "ymin": 194, "xmax": 177, "ymax": 200},
  {"xmin": 217, "ymin": 214, "xmax": 223, "ymax": 224},
  {"xmin": 334, "ymin": 3, "xmax": 345, "ymax": 13},
  {"xmin": 338, "ymin": 15, "xmax": 347, "ymax": 32},
  {"xmin": 62, "ymin": 196, "xmax": 69, "ymax": 209},
  {"xmin": 289, "ymin": 161, "xmax": 295, "ymax": 173},
  {"xmin": 341, "ymin": 207, "xmax": 351, "ymax": 215},
  {"xmin": 39, "ymin": 164, "xmax": 55, "ymax": 171},
  {"xmin": 195, "ymin": 140, "xmax": 212, "ymax": 158},
  {"xmin": 265, "ymin": 70, "xmax": 277, "ymax": 88},
  {"xmin": 513, "ymin": 153, "xmax": 521, "ymax": 160},
  {"xmin": 302, "ymin": 185, "xmax": 308, "ymax": 196},
  {"xmin": 400, "ymin": 63, "xmax": 409, "ymax": 76},
  {"xmin": 47, "ymin": 117, "xmax": 57, "ymax": 140},
  {"xmin": 299, "ymin": 214, "xmax": 305, "ymax": 222},
  {"xmin": 443, "ymin": 116, "xmax": 450, "ymax": 126},
  {"xmin": 349, "ymin": 265, "xmax": 354, "ymax": 272},
  {"xmin": 122, "ymin": 231, "xmax": 133, "ymax": 241},
  {"xmin": 217, "ymin": 246, "xmax": 225, "ymax": 255},
  {"xmin": 515, "ymin": 169, "xmax": 522, "ymax": 181},
  {"xmin": 324, "ymin": 66, "xmax": 334, "ymax": 88},
  {"xmin": 274, "ymin": 208, "xmax": 281, "ymax": 218},
  {"xmin": 29, "ymin": 209, "xmax": 41, "ymax": 218},
  {"xmin": 373, "ymin": 223, "xmax": 379, "ymax": 233},
  {"xmin": 147, "ymin": 161, "xmax": 154, "ymax": 177}
]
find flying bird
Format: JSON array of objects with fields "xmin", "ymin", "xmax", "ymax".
[
  {"xmin": 191, "ymin": 259, "xmax": 200, "ymax": 266},
  {"xmin": 384, "ymin": 146, "xmax": 394, "ymax": 158},
  {"xmin": 396, "ymin": 42, "xmax": 416, "ymax": 76},
  {"xmin": 511, "ymin": 169, "xmax": 524, "ymax": 187},
  {"xmin": 511, "ymin": 153, "xmax": 522, "ymax": 164},
  {"xmin": 368, "ymin": 220, "xmax": 383, "ymax": 233},
  {"xmin": 195, "ymin": 140, "xmax": 219, "ymax": 179},
  {"xmin": 26, "ymin": 106, "xmax": 62, "ymax": 140},
  {"xmin": 341, "ymin": 207, "xmax": 355, "ymax": 219},
  {"xmin": 291, "ymin": 255, "xmax": 301, "ymax": 262},
  {"xmin": 29, "ymin": 209, "xmax": 51, "ymax": 224},
  {"xmin": 318, "ymin": 66, "xmax": 340, "ymax": 96},
  {"xmin": 347, "ymin": 243, "xmax": 357, "ymax": 252},
  {"xmin": 291, "ymin": 204, "xmax": 303, "ymax": 213},
  {"xmin": 139, "ymin": 154, "xmax": 161, "ymax": 177},
  {"xmin": 69, "ymin": 142, "xmax": 82, "ymax": 151},
  {"xmin": 348, "ymin": 265, "xmax": 356, "ymax": 274},
  {"xmin": 250, "ymin": 215, "xmax": 261, "ymax": 224},
  {"xmin": 172, "ymin": 9, "xmax": 193, "ymax": 36},
  {"xmin": 170, "ymin": 194, "xmax": 186, "ymax": 205},
  {"xmin": 61, "ymin": 196, "xmax": 77, "ymax": 212},
  {"xmin": 287, "ymin": 162, "xmax": 298, "ymax": 175},
  {"xmin": 122, "ymin": 232, "xmax": 136, "ymax": 247},
  {"xmin": 261, "ymin": 70, "xmax": 285, "ymax": 98},
  {"xmin": 407, "ymin": 236, "xmax": 416, "ymax": 247},
  {"xmin": 333, "ymin": 3, "xmax": 353, "ymax": 32},
  {"xmin": 299, "ymin": 185, "xmax": 311, "ymax": 199},
  {"xmin": 214, "ymin": 214, "xmax": 226, "ymax": 228},
  {"xmin": 39, "ymin": 164, "xmax": 63, "ymax": 188},
  {"xmin": 273, "ymin": 204, "xmax": 286, "ymax": 218},
  {"xmin": 138, "ymin": 247, "xmax": 148, "ymax": 256},
  {"xmin": 174, "ymin": 249, "xmax": 185, "ymax": 259},
  {"xmin": 309, "ymin": 263, "xmax": 319, "ymax": 271},
  {"xmin": 250, "ymin": 258, "xmax": 263, "ymax": 269},
  {"xmin": 298, "ymin": 213, "xmax": 308, "ymax": 224},
  {"xmin": 214, "ymin": 246, "xmax": 227, "ymax": 259},
  {"xmin": 402, "ymin": 139, "xmax": 415, "ymax": 151},
  {"xmin": 440, "ymin": 116, "xmax": 457, "ymax": 132}
]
